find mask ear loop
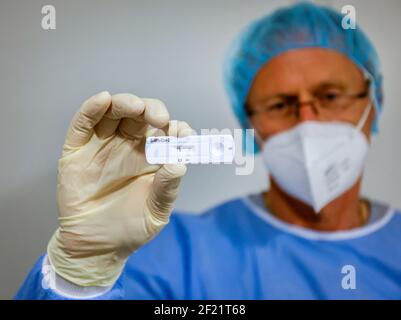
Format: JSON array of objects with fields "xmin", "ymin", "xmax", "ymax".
[
  {"xmin": 355, "ymin": 102, "xmax": 372, "ymax": 132},
  {"xmin": 355, "ymin": 70, "xmax": 374, "ymax": 132}
]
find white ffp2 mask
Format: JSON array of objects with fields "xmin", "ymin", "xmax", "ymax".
[{"xmin": 262, "ymin": 104, "xmax": 372, "ymax": 213}]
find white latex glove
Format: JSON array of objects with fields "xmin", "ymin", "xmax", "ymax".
[{"xmin": 47, "ymin": 91, "xmax": 193, "ymax": 287}]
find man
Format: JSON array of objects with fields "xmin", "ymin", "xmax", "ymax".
[{"xmin": 16, "ymin": 2, "xmax": 401, "ymax": 299}]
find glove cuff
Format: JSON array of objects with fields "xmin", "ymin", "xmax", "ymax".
[{"xmin": 47, "ymin": 229, "xmax": 127, "ymax": 287}]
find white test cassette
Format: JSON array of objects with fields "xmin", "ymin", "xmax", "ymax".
[{"xmin": 145, "ymin": 135, "xmax": 235, "ymax": 164}]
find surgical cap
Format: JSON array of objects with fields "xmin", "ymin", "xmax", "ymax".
[{"xmin": 224, "ymin": 2, "xmax": 383, "ymax": 153}]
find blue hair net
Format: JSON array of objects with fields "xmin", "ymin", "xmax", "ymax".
[{"xmin": 224, "ymin": 2, "xmax": 383, "ymax": 153}]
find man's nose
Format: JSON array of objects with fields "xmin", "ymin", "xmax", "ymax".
[{"xmin": 298, "ymin": 102, "xmax": 319, "ymax": 122}]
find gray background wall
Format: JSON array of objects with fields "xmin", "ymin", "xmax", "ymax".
[{"xmin": 0, "ymin": 0, "xmax": 400, "ymax": 299}]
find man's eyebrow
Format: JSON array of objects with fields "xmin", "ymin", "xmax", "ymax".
[
  {"xmin": 312, "ymin": 81, "xmax": 348, "ymax": 91},
  {"xmin": 260, "ymin": 81, "xmax": 347, "ymax": 103},
  {"xmin": 254, "ymin": 93, "xmax": 297, "ymax": 106},
  {"xmin": 248, "ymin": 80, "xmax": 349, "ymax": 107}
]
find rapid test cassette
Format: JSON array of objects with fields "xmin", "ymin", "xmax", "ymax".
[{"xmin": 145, "ymin": 135, "xmax": 235, "ymax": 164}]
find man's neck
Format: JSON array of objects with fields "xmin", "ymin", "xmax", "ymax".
[{"xmin": 264, "ymin": 178, "xmax": 367, "ymax": 231}]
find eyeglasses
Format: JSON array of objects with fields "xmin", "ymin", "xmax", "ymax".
[{"xmin": 246, "ymin": 85, "xmax": 370, "ymax": 120}]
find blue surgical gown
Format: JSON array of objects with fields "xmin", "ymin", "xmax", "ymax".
[{"xmin": 15, "ymin": 194, "xmax": 401, "ymax": 299}]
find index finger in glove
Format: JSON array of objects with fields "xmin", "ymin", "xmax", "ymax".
[
  {"xmin": 118, "ymin": 98, "xmax": 170, "ymax": 140},
  {"xmin": 95, "ymin": 93, "xmax": 146, "ymax": 139}
]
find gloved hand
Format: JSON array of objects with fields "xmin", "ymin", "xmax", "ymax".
[{"xmin": 47, "ymin": 91, "xmax": 193, "ymax": 287}]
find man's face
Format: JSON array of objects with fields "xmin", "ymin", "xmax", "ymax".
[{"xmin": 246, "ymin": 48, "xmax": 374, "ymax": 143}]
